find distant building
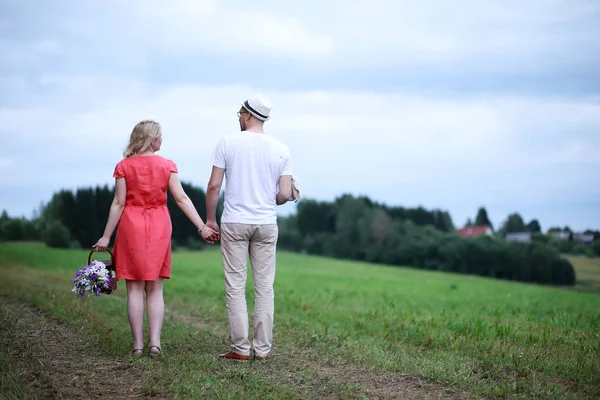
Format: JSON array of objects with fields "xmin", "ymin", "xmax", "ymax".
[
  {"xmin": 573, "ymin": 233, "xmax": 595, "ymax": 244},
  {"xmin": 456, "ymin": 226, "xmax": 493, "ymax": 238},
  {"xmin": 505, "ymin": 232, "xmax": 532, "ymax": 243},
  {"xmin": 549, "ymin": 231, "xmax": 571, "ymax": 240}
]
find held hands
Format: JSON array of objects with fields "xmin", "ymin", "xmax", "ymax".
[
  {"xmin": 93, "ymin": 236, "xmax": 110, "ymax": 252},
  {"xmin": 199, "ymin": 221, "xmax": 220, "ymax": 244}
]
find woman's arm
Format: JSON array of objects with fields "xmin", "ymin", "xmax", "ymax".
[
  {"xmin": 93, "ymin": 177, "xmax": 126, "ymax": 251},
  {"xmin": 168, "ymin": 172, "xmax": 217, "ymax": 243}
]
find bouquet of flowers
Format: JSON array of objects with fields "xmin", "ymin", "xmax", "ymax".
[{"xmin": 72, "ymin": 260, "xmax": 116, "ymax": 297}]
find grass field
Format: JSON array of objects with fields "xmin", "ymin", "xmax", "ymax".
[
  {"xmin": 1, "ymin": 242, "xmax": 599, "ymax": 399},
  {"xmin": 568, "ymin": 255, "xmax": 600, "ymax": 293}
]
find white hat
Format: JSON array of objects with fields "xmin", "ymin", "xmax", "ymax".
[{"xmin": 241, "ymin": 93, "xmax": 272, "ymax": 121}]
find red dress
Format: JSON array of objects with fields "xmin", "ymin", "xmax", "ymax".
[{"xmin": 112, "ymin": 155, "xmax": 178, "ymax": 281}]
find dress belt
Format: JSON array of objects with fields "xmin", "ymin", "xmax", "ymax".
[{"xmin": 138, "ymin": 205, "xmax": 163, "ymax": 248}]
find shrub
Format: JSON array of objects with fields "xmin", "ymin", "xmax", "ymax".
[
  {"xmin": 593, "ymin": 241, "xmax": 600, "ymax": 257},
  {"xmin": 42, "ymin": 220, "xmax": 71, "ymax": 248}
]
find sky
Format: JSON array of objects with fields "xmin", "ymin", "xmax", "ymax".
[{"xmin": 1, "ymin": 0, "xmax": 599, "ymax": 232}]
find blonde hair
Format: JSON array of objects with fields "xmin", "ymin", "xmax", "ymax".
[{"xmin": 123, "ymin": 120, "xmax": 162, "ymax": 157}]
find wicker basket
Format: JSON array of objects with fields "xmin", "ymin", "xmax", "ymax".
[{"xmin": 88, "ymin": 249, "xmax": 117, "ymax": 295}]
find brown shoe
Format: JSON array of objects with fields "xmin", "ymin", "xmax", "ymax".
[
  {"xmin": 218, "ymin": 351, "xmax": 250, "ymax": 360},
  {"xmin": 254, "ymin": 354, "xmax": 270, "ymax": 360}
]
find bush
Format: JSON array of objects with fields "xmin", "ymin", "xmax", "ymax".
[
  {"xmin": 570, "ymin": 243, "xmax": 589, "ymax": 256},
  {"xmin": 277, "ymin": 230, "xmax": 304, "ymax": 252},
  {"xmin": 593, "ymin": 241, "xmax": 600, "ymax": 257},
  {"xmin": 291, "ymin": 220, "xmax": 576, "ymax": 286},
  {"xmin": 526, "ymin": 242, "xmax": 559, "ymax": 284},
  {"xmin": 0, "ymin": 218, "xmax": 40, "ymax": 241},
  {"xmin": 275, "ymin": 195, "xmax": 577, "ymax": 287},
  {"xmin": 42, "ymin": 220, "xmax": 71, "ymax": 248},
  {"xmin": 551, "ymin": 258, "xmax": 576, "ymax": 285},
  {"xmin": 585, "ymin": 248, "xmax": 595, "ymax": 258},
  {"xmin": 531, "ymin": 232, "xmax": 550, "ymax": 244}
]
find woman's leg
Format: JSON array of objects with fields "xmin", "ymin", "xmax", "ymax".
[
  {"xmin": 126, "ymin": 280, "xmax": 146, "ymax": 354},
  {"xmin": 145, "ymin": 278, "xmax": 164, "ymax": 354}
]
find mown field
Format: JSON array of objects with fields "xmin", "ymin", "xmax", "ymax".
[{"xmin": 1, "ymin": 242, "xmax": 599, "ymax": 399}]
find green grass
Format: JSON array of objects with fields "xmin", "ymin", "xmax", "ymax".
[
  {"xmin": 0, "ymin": 327, "xmax": 31, "ymax": 400},
  {"xmin": 1, "ymin": 242, "xmax": 599, "ymax": 399},
  {"xmin": 568, "ymin": 255, "xmax": 600, "ymax": 293}
]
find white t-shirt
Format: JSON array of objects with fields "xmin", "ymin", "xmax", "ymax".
[{"xmin": 211, "ymin": 131, "xmax": 293, "ymax": 224}]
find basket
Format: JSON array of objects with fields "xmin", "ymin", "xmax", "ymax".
[{"xmin": 88, "ymin": 248, "xmax": 118, "ymax": 295}]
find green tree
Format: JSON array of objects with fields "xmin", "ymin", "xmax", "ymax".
[
  {"xmin": 502, "ymin": 213, "xmax": 526, "ymax": 233},
  {"xmin": 0, "ymin": 216, "xmax": 39, "ymax": 241},
  {"xmin": 296, "ymin": 200, "xmax": 336, "ymax": 236},
  {"xmin": 526, "ymin": 219, "xmax": 542, "ymax": 233},
  {"xmin": 439, "ymin": 211, "xmax": 455, "ymax": 232},
  {"xmin": 333, "ymin": 196, "xmax": 371, "ymax": 260},
  {"xmin": 474, "ymin": 207, "xmax": 493, "ymax": 230}
]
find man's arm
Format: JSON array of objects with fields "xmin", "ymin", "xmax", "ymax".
[
  {"xmin": 206, "ymin": 166, "xmax": 225, "ymax": 224},
  {"xmin": 276, "ymin": 148, "xmax": 293, "ymax": 205},
  {"xmin": 276, "ymin": 175, "xmax": 292, "ymax": 205}
]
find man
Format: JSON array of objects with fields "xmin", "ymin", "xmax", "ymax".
[{"xmin": 205, "ymin": 93, "xmax": 293, "ymax": 360}]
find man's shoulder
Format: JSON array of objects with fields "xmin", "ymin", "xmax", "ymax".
[
  {"xmin": 263, "ymin": 135, "xmax": 290, "ymax": 153},
  {"xmin": 217, "ymin": 132, "xmax": 251, "ymax": 145}
]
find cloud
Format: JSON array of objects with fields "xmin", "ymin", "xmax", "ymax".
[
  {"xmin": 1, "ymin": 0, "xmax": 598, "ymax": 75},
  {"xmin": 0, "ymin": 0, "xmax": 599, "ymax": 230},
  {"xmin": 1, "ymin": 76, "xmax": 599, "ymax": 228}
]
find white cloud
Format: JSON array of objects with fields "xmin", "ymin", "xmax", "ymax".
[
  {"xmin": 142, "ymin": 0, "xmax": 334, "ymax": 56},
  {"xmin": 1, "ymin": 79, "xmax": 599, "ymax": 216},
  {"xmin": 0, "ymin": 156, "xmax": 13, "ymax": 170},
  {"xmin": 2, "ymin": 0, "xmax": 597, "ymax": 71},
  {"xmin": 0, "ymin": 0, "xmax": 599, "ymax": 230},
  {"xmin": 42, "ymin": 0, "xmax": 334, "ymax": 59}
]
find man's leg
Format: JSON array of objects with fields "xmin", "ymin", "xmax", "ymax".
[
  {"xmin": 249, "ymin": 224, "xmax": 278, "ymax": 358},
  {"xmin": 220, "ymin": 223, "xmax": 252, "ymax": 357}
]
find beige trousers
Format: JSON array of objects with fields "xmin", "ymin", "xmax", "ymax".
[{"xmin": 220, "ymin": 223, "xmax": 278, "ymax": 357}]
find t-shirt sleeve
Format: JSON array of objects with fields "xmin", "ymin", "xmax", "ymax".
[
  {"xmin": 113, "ymin": 160, "xmax": 125, "ymax": 178},
  {"xmin": 168, "ymin": 159, "xmax": 178, "ymax": 173},
  {"xmin": 211, "ymin": 137, "xmax": 226, "ymax": 169},
  {"xmin": 281, "ymin": 148, "xmax": 293, "ymax": 176}
]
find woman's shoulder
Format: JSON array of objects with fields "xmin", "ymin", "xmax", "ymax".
[
  {"xmin": 151, "ymin": 155, "xmax": 178, "ymax": 172},
  {"xmin": 118, "ymin": 155, "xmax": 177, "ymax": 169}
]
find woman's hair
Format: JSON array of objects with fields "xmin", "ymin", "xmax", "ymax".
[{"xmin": 123, "ymin": 120, "xmax": 162, "ymax": 157}]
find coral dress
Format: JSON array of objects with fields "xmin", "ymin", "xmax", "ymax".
[{"xmin": 112, "ymin": 155, "xmax": 178, "ymax": 281}]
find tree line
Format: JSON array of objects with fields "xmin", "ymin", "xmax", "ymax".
[
  {"xmin": 2, "ymin": 184, "xmax": 597, "ymax": 287},
  {"xmin": 466, "ymin": 207, "xmax": 600, "ymax": 258},
  {"xmin": 0, "ymin": 183, "xmax": 220, "ymax": 251},
  {"xmin": 276, "ymin": 195, "xmax": 578, "ymax": 286}
]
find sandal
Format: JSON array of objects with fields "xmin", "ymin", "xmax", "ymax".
[
  {"xmin": 131, "ymin": 347, "xmax": 143, "ymax": 357},
  {"xmin": 149, "ymin": 345, "xmax": 163, "ymax": 357}
]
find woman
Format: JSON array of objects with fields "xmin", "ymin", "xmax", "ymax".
[{"xmin": 93, "ymin": 120, "xmax": 217, "ymax": 357}]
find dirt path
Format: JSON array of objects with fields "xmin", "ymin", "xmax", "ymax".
[
  {"xmin": 1, "ymin": 299, "xmax": 470, "ymax": 400},
  {"xmin": 0, "ymin": 299, "xmax": 151, "ymax": 399},
  {"xmin": 170, "ymin": 309, "xmax": 469, "ymax": 400}
]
